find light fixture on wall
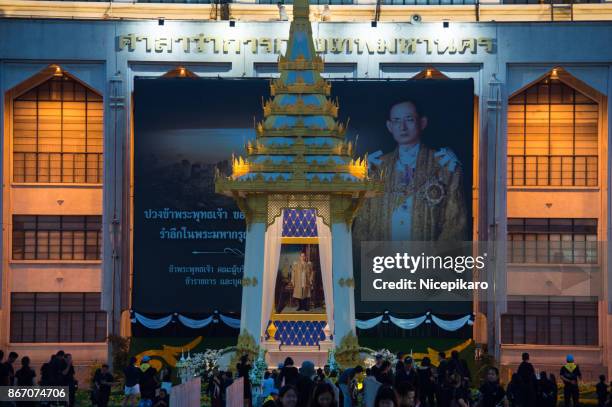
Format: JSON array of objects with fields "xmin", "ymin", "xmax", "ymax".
[
  {"xmin": 52, "ymin": 65, "xmax": 62, "ymax": 77},
  {"xmin": 550, "ymin": 68, "xmax": 559, "ymax": 80}
]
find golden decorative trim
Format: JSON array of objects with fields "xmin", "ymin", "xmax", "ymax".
[
  {"xmin": 217, "ymin": 177, "xmax": 382, "ymax": 195},
  {"xmin": 263, "ymin": 98, "xmax": 338, "ymax": 118},
  {"xmin": 270, "ymin": 79, "xmax": 331, "ymax": 96},
  {"xmin": 242, "ymin": 276, "xmax": 259, "ymax": 287},
  {"xmin": 278, "ymin": 55, "xmax": 325, "ymax": 71},
  {"xmin": 257, "ymin": 120, "xmax": 347, "ymax": 136},
  {"xmin": 280, "ymin": 237, "xmax": 319, "ymax": 244},
  {"xmin": 247, "ymin": 140, "xmax": 353, "ymax": 156},
  {"xmin": 238, "ymin": 162, "xmax": 352, "ymax": 174},
  {"xmin": 267, "ymin": 194, "xmax": 330, "ymax": 227},
  {"xmin": 271, "ymin": 313, "xmax": 327, "ymax": 321},
  {"xmin": 330, "ymin": 192, "xmax": 369, "ymax": 226},
  {"xmin": 338, "ymin": 277, "xmax": 355, "ymax": 288},
  {"xmin": 256, "ymin": 125, "xmax": 346, "ymax": 138}
]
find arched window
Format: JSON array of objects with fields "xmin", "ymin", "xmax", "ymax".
[
  {"xmin": 12, "ymin": 73, "xmax": 103, "ymax": 183},
  {"xmin": 507, "ymin": 72, "xmax": 598, "ymax": 186}
]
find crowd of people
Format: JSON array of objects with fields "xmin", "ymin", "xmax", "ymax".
[
  {"xmin": 1, "ymin": 348, "xmax": 611, "ymax": 407},
  {"xmin": 0, "ymin": 349, "xmax": 78, "ymax": 406},
  {"xmin": 206, "ymin": 351, "xmax": 611, "ymax": 407},
  {"xmin": 120, "ymin": 356, "xmax": 172, "ymax": 407}
]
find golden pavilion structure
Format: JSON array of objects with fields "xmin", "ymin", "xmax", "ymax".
[{"xmin": 215, "ymin": 0, "xmax": 380, "ymax": 358}]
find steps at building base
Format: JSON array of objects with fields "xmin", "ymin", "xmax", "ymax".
[{"xmin": 264, "ymin": 342, "xmax": 333, "ymax": 368}]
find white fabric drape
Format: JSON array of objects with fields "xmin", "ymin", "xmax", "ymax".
[
  {"xmin": 260, "ymin": 213, "xmax": 284, "ymax": 338},
  {"xmin": 390, "ymin": 315, "xmax": 427, "ymax": 330},
  {"xmin": 431, "ymin": 314, "xmax": 472, "ymax": 331},
  {"xmin": 316, "ymin": 215, "xmax": 334, "ymax": 336},
  {"xmin": 132, "ymin": 313, "xmax": 173, "ymax": 329},
  {"xmin": 355, "ymin": 315, "xmax": 383, "ymax": 330},
  {"xmin": 177, "ymin": 315, "xmax": 213, "ymax": 329}
]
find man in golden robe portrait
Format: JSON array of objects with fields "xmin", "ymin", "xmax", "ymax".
[
  {"xmin": 291, "ymin": 252, "xmax": 314, "ymax": 311},
  {"xmin": 353, "ymin": 99, "xmax": 468, "ymax": 242}
]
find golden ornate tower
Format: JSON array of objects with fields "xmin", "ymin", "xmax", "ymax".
[{"xmin": 216, "ymin": 0, "xmax": 380, "ymax": 348}]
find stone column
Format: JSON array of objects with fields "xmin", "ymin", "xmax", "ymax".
[
  {"xmin": 330, "ymin": 195, "xmax": 361, "ymax": 345},
  {"xmin": 237, "ymin": 194, "xmax": 268, "ymax": 344},
  {"xmin": 331, "ymin": 221, "xmax": 357, "ymax": 345},
  {"xmin": 485, "ymin": 73, "xmax": 506, "ymax": 361},
  {"xmin": 240, "ymin": 221, "xmax": 267, "ymax": 343}
]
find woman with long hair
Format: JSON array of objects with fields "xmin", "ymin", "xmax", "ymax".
[
  {"xmin": 279, "ymin": 357, "xmax": 300, "ymax": 387},
  {"xmin": 309, "ymin": 382, "xmax": 338, "ymax": 407},
  {"xmin": 375, "ymin": 385, "xmax": 400, "ymax": 407},
  {"xmin": 278, "ymin": 385, "xmax": 300, "ymax": 407}
]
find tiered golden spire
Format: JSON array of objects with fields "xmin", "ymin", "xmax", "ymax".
[{"xmin": 215, "ymin": 0, "xmax": 380, "ymax": 198}]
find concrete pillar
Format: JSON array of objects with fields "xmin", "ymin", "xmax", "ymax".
[
  {"xmin": 240, "ymin": 222, "xmax": 267, "ymax": 344},
  {"xmin": 331, "ymin": 222, "xmax": 356, "ymax": 345}
]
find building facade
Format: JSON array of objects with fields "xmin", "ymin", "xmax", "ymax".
[{"xmin": 1, "ymin": 0, "xmax": 612, "ymax": 379}]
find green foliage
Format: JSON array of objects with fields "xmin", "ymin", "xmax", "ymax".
[
  {"xmin": 473, "ymin": 352, "xmax": 497, "ymax": 388},
  {"xmin": 108, "ymin": 334, "xmax": 130, "ymax": 377},
  {"xmin": 335, "ymin": 332, "xmax": 362, "ymax": 369}
]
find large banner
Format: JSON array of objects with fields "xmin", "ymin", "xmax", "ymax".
[
  {"xmin": 133, "ymin": 78, "xmax": 473, "ymax": 315},
  {"xmin": 133, "ymin": 79, "xmax": 267, "ymax": 313}
]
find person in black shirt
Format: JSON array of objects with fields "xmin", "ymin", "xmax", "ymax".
[
  {"xmin": 395, "ymin": 357, "xmax": 418, "ymax": 389},
  {"xmin": 437, "ymin": 352, "xmax": 449, "ymax": 385},
  {"xmin": 236, "ymin": 354, "xmax": 253, "ymax": 406},
  {"xmin": 536, "ymin": 371, "xmax": 555, "ymax": 407},
  {"xmin": 448, "ymin": 373, "xmax": 470, "ymax": 407},
  {"xmin": 370, "ymin": 355, "xmax": 384, "ymax": 379},
  {"xmin": 0, "ymin": 350, "xmax": 8, "ymax": 387},
  {"xmin": 50, "ymin": 351, "xmax": 67, "ymax": 386},
  {"xmin": 153, "ymin": 388, "xmax": 170, "ymax": 407},
  {"xmin": 39, "ymin": 355, "xmax": 55, "ymax": 386},
  {"xmin": 376, "ymin": 361, "xmax": 394, "ymax": 387},
  {"xmin": 140, "ymin": 356, "xmax": 160, "ymax": 405},
  {"xmin": 596, "ymin": 375, "xmax": 608, "ymax": 407},
  {"xmin": 448, "ymin": 351, "xmax": 470, "ymax": 387},
  {"xmin": 560, "ymin": 355, "xmax": 581, "ymax": 407},
  {"xmin": 505, "ymin": 373, "xmax": 522, "ymax": 407},
  {"xmin": 93, "ymin": 364, "xmax": 114, "ymax": 407},
  {"xmin": 517, "ymin": 352, "xmax": 536, "ymax": 407},
  {"xmin": 296, "ymin": 361, "xmax": 316, "ymax": 407},
  {"xmin": 417, "ymin": 357, "xmax": 435, "ymax": 407},
  {"xmin": 478, "ymin": 367, "xmax": 507, "ymax": 407},
  {"xmin": 279, "ymin": 357, "xmax": 300, "ymax": 388},
  {"xmin": 2, "ymin": 352, "xmax": 19, "ymax": 387},
  {"xmin": 15, "ymin": 356, "xmax": 35, "ymax": 386},
  {"xmin": 123, "ymin": 357, "xmax": 142, "ymax": 406},
  {"xmin": 62, "ymin": 353, "xmax": 77, "ymax": 407},
  {"xmin": 15, "ymin": 356, "xmax": 36, "ymax": 407}
]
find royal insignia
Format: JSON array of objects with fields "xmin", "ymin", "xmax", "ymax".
[{"xmin": 419, "ymin": 177, "xmax": 446, "ymax": 206}]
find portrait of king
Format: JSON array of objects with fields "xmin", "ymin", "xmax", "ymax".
[{"xmin": 353, "ymin": 99, "xmax": 468, "ymax": 242}]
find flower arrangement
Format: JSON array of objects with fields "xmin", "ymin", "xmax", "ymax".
[
  {"xmin": 376, "ymin": 349, "xmax": 398, "ymax": 366},
  {"xmin": 249, "ymin": 349, "xmax": 268, "ymax": 387},
  {"xmin": 229, "ymin": 330, "xmax": 262, "ymax": 373},
  {"xmin": 335, "ymin": 332, "xmax": 362, "ymax": 369},
  {"xmin": 190, "ymin": 349, "xmax": 223, "ymax": 379}
]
